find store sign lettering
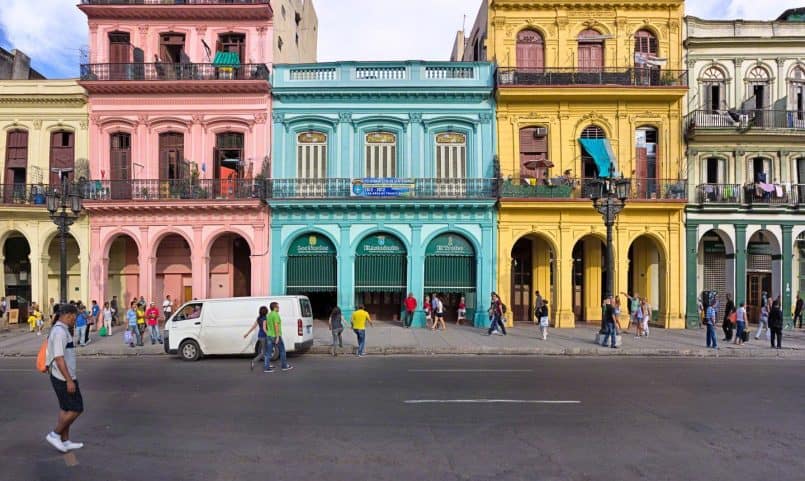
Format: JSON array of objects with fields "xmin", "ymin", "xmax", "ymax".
[
  {"xmin": 289, "ymin": 235, "xmax": 335, "ymax": 256},
  {"xmin": 358, "ymin": 235, "xmax": 405, "ymax": 255},
  {"xmin": 426, "ymin": 235, "xmax": 473, "ymax": 256}
]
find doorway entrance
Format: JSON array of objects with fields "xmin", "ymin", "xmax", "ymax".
[
  {"xmin": 571, "ymin": 236, "xmax": 605, "ymax": 324},
  {"xmin": 355, "ymin": 233, "xmax": 407, "ymax": 321},
  {"xmin": 424, "ymin": 233, "xmax": 477, "ymax": 324},
  {"xmin": 286, "ymin": 233, "xmax": 337, "ymax": 319}
]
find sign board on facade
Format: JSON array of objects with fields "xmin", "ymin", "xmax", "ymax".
[
  {"xmin": 426, "ymin": 234, "xmax": 474, "ymax": 256},
  {"xmin": 702, "ymin": 240, "xmax": 726, "ymax": 254},
  {"xmin": 288, "ymin": 234, "xmax": 335, "ymax": 256},
  {"xmin": 747, "ymin": 243, "xmax": 773, "ymax": 256},
  {"xmin": 357, "ymin": 235, "xmax": 406, "ymax": 255},
  {"xmin": 351, "ymin": 178, "xmax": 415, "ymax": 198}
]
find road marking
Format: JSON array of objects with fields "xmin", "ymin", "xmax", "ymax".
[
  {"xmin": 0, "ymin": 369, "xmax": 32, "ymax": 372},
  {"xmin": 404, "ymin": 399, "xmax": 581, "ymax": 404},
  {"xmin": 407, "ymin": 369, "xmax": 534, "ymax": 373}
]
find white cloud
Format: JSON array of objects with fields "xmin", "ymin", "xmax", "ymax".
[
  {"xmin": 0, "ymin": 0, "xmax": 86, "ymax": 77},
  {"xmin": 688, "ymin": 0, "xmax": 803, "ymax": 19}
]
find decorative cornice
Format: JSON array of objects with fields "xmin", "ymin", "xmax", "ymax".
[
  {"xmin": 491, "ymin": 1, "xmax": 683, "ymax": 11},
  {"xmin": 272, "ymin": 112, "xmax": 285, "ymax": 124},
  {"xmin": 78, "ymin": 3, "xmax": 272, "ymax": 22},
  {"xmin": 83, "ymin": 200, "xmax": 265, "ymax": 214},
  {"xmin": 338, "ymin": 112, "xmax": 353, "ymax": 124},
  {"xmin": 78, "ymin": 80, "xmax": 270, "ymax": 96},
  {"xmin": 0, "ymin": 95, "xmax": 86, "ymax": 106}
]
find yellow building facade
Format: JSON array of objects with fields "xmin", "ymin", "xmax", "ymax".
[
  {"xmin": 0, "ymin": 80, "xmax": 90, "ymax": 318},
  {"xmin": 463, "ymin": 0, "xmax": 687, "ymax": 327}
]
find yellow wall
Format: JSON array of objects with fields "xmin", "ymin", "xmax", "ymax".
[
  {"xmin": 489, "ymin": 0, "xmax": 687, "ymax": 328},
  {"xmin": 0, "ymin": 80, "xmax": 90, "ymax": 308}
]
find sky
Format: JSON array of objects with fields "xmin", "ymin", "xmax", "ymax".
[{"xmin": 0, "ymin": 0, "xmax": 802, "ymax": 79}]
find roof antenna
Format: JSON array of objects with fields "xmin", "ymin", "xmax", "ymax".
[{"xmin": 462, "ymin": 14, "xmax": 467, "ymax": 34}]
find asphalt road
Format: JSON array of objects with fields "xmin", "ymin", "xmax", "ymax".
[{"xmin": 1, "ymin": 355, "xmax": 803, "ymax": 481}]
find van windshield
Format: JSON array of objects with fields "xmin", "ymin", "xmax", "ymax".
[
  {"xmin": 174, "ymin": 303, "xmax": 203, "ymax": 321},
  {"xmin": 299, "ymin": 299, "xmax": 313, "ymax": 318}
]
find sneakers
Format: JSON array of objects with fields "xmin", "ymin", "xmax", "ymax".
[
  {"xmin": 263, "ymin": 368, "xmax": 274, "ymax": 373},
  {"xmin": 282, "ymin": 365, "xmax": 294, "ymax": 371},
  {"xmin": 46, "ymin": 432, "xmax": 67, "ymax": 453},
  {"xmin": 63, "ymin": 441, "xmax": 84, "ymax": 451}
]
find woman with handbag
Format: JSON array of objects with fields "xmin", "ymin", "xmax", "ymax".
[{"xmin": 722, "ymin": 293, "xmax": 736, "ymax": 341}]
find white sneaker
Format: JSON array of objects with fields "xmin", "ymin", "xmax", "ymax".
[
  {"xmin": 46, "ymin": 432, "xmax": 67, "ymax": 453},
  {"xmin": 63, "ymin": 441, "xmax": 84, "ymax": 451}
]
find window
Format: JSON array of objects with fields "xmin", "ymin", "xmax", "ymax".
[
  {"xmin": 705, "ymin": 157, "xmax": 726, "ymax": 184},
  {"xmin": 701, "ymin": 66, "xmax": 727, "ymax": 111},
  {"xmin": 635, "ymin": 127, "xmax": 658, "ymax": 197},
  {"xmin": 435, "ymin": 132, "xmax": 467, "ymax": 179},
  {"xmin": 365, "ymin": 132, "xmax": 397, "ymax": 178},
  {"xmin": 215, "ymin": 133, "xmax": 244, "ymax": 179},
  {"xmin": 159, "ymin": 33, "xmax": 185, "ymax": 64},
  {"xmin": 4, "ymin": 130, "xmax": 28, "ymax": 203},
  {"xmin": 278, "ymin": 36, "xmax": 284, "ymax": 51},
  {"xmin": 159, "ymin": 132, "xmax": 184, "ymax": 180},
  {"xmin": 789, "ymin": 66, "xmax": 805, "ymax": 120},
  {"xmin": 519, "ymin": 127, "xmax": 549, "ymax": 179},
  {"xmin": 634, "ymin": 29, "xmax": 658, "ymax": 59},
  {"xmin": 296, "ymin": 132, "xmax": 327, "ymax": 179},
  {"xmin": 581, "ymin": 126, "xmax": 606, "ymax": 178},
  {"xmin": 218, "ymin": 33, "xmax": 245, "ymax": 62},
  {"xmin": 110, "ymin": 133, "xmax": 132, "ymax": 200},
  {"xmin": 108, "ymin": 32, "xmax": 131, "ymax": 80},
  {"xmin": 49, "ymin": 131, "xmax": 75, "ymax": 185},
  {"xmin": 746, "ymin": 66, "xmax": 771, "ymax": 110},
  {"xmin": 751, "ymin": 157, "xmax": 772, "ymax": 184},
  {"xmin": 578, "ymin": 29, "xmax": 604, "ymax": 72},
  {"xmin": 516, "ymin": 29, "xmax": 544, "ymax": 69}
]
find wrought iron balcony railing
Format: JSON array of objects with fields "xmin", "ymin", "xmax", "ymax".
[
  {"xmin": 695, "ymin": 183, "xmax": 804, "ymax": 205},
  {"xmin": 686, "ymin": 110, "xmax": 805, "ymax": 131},
  {"xmin": 1, "ymin": 184, "xmax": 49, "ymax": 206},
  {"xmin": 695, "ymin": 184, "xmax": 743, "ymax": 204},
  {"xmin": 496, "ymin": 68, "xmax": 688, "ymax": 87},
  {"xmin": 81, "ymin": 1, "xmax": 268, "ymax": 5},
  {"xmin": 501, "ymin": 178, "xmax": 687, "ymax": 201},
  {"xmin": 80, "ymin": 63, "xmax": 269, "ymax": 82},
  {"xmin": 82, "ymin": 179, "xmax": 264, "ymax": 202},
  {"xmin": 265, "ymin": 178, "xmax": 498, "ymax": 200}
]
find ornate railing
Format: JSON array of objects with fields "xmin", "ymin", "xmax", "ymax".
[
  {"xmin": 695, "ymin": 184, "xmax": 743, "ymax": 204},
  {"xmin": 265, "ymin": 178, "xmax": 497, "ymax": 200},
  {"xmin": 80, "ymin": 63, "xmax": 269, "ymax": 82},
  {"xmin": 82, "ymin": 179, "xmax": 264, "ymax": 201},
  {"xmin": 696, "ymin": 183, "xmax": 802, "ymax": 205},
  {"xmin": 686, "ymin": 110, "xmax": 805, "ymax": 131},
  {"xmin": 497, "ymin": 68, "xmax": 688, "ymax": 87},
  {"xmin": 501, "ymin": 178, "xmax": 687, "ymax": 201},
  {"xmin": 0, "ymin": 184, "xmax": 49, "ymax": 205}
]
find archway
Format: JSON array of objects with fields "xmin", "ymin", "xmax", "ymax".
[
  {"xmin": 745, "ymin": 230, "xmax": 781, "ymax": 321},
  {"xmin": 571, "ymin": 235, "xmax": 605, "ymax": 324},
  {"xmin": 155, "ymin": 234, "xmax": 192, "ymax": 305},
  {"xmin": 107, "ymin": 234, "xmax": 140, "ymax": 309},
  {"xmin": 208, "ymin": 234, "xmax": 252, "ymax": 299},
  {"xmin": 47, "ymin": 233, "xmax": 81, "ymax": 304},
  {"xmin": 355, "ymin": 233, "xmax": 407, "ymax": 321},
  {"xmin": 510, "ymin": 234, "xmax": 555, "ymax": 323},
  {"xmin": 628, "ymin": 235, "xmax": 666, "ymax": 325},
  {"xmin": 286, "ymin": 233, "xmax": 337, "ymax": 319},
  {"xmin": 3, "ymin": 232, "xmax": 32, "ymax": 320},
  {"xmin": 697, "ymin": 230, "xmax": 735, "ymax": 322},
  {"xmin": 425, "ymin": 233, "xmax": 476, "ymax": 324}
]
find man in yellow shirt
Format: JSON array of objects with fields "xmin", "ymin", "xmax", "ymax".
[{"xmin": 351, "ymin": 304, "xmax": 373, "ymax": 357}]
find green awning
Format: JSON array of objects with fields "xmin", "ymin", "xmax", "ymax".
[
  {"xmin": 213, "ymin": 51, "xmax": 240, "ymax": 67},
  {"xmin": 579, "ymin": 138, "xmax": 618, "ymax": 178},
  {"xmin": 424, "ymin": 256, "xmax": 476, "ymax": 290},
  {"xmin": 286, "ymin": 255, "xmax": 337, "ymax": 293},
  {"xmin": 355, "ymin": 255, "xmax": 406, "ymax": 292}
]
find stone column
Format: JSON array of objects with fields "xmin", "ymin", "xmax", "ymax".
[
  {"xmin": 38, "ymin": 256, "xmax": 50, "ymax": 314},
  {"xmin": 735, "ymin": 224, "xmax": 747, "ymax": 307},
  {"xmin": 685, "ymin": 224, "xmax": 700, "ymax": 328},
  {"xmin": 337, "ymin": 225, "xmax": 354, "ymax": 320},
  {"xmin": 270, "ymin": 224, "xmax": 284, "ymax": 295},
  {"xmin": 476, "ymin": 223, "xmax": 494, "ymax": 328},
  {"xmin": 409, "ymin": 225, "xmax": 426, "ymax": 328},
  {"xmin": 782, "ymin": 224, "xmax": 794, "ymax": 329},
  {"xmin": 555, "ymin": 229, "xmax": 575, "ymax": 328}
]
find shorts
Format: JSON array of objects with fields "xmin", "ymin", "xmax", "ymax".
[
  {"xmin": 458, "ymin": 309, "xmax": 466, "ymax": 317},
  {"xmin": 435, "ymin": 312, "xmax": 444, "ymax": 319},
  {"xmin": 50, "ymin": 375, "xmax": 84, "ymax": 413}
]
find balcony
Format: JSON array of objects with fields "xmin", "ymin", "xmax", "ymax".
[
  {"xmin": 1, "ymin": 184, "xmax": 48, "ymax": 206},
  {"xmin": 265, "ymin": 178, "xmax": 498, "ymax": 201},
  {"xmin": 79, "ymin": 63, "xmax": 269, "ymax": 94},
  {"xmin": 81, "ymin": 179, "xmax": 264, "ymax": 202},
  {"xmin": 78, "ymin": 0, "xmax": 271, "ymax": 21},
  {"xmin": 696, "ymin": 183, "xmax": 803, "ymax": 206},
  {"xmin": 497, "ymin": 68, "xmax": 688, "ymax": 88},
  {"xmin": 500, "ymin": 178, "xmax": 687, "ymax": 201},
  {"xmin": 686, "ymin": 110, "xmax": 805, "ymax": 135}
]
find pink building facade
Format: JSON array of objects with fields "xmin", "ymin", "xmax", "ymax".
[{"xmin": 78, "ymin": 1, "xmax": 272, "ymax": 306}]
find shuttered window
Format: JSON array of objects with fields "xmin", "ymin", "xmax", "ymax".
[
  {"xmin": 49, "ymin": 131, "xmax": 75, "ymax": 185},
  {"xmin": 355, "ymin": 255, "xmax": 407, "ymax": 292},
  {"xmin": 634, "ymin": 30, "xmax": 658, "ymax": 57},
  {"xmin": 578, "ymin": 29, "xmax": 604, "ymax": 71},
  {"xmin": 435, "ymin": 132, "xmax": 466, "ymax": 179},
  {"xmin": 297, "ymin": 132, "xmax": 327, "ymax": 178},
  {"xmin": 159, "ymin": 132, "xmax": 184, "ymax": 180},
  {"xmin": 519, "ymin": 127, "xmax": 548, "ymax": 177},
  {"xmin": 516, "ymin": 29, "xmax": 544, "ymax": 69},
  {"xmin": 5, "ymin": 130, "xmax": 28, "ymax": 169},
  {"xmin": 365, "ymin": 132, "xmax": 397, "ymax": 178},
  {"xmin": 703, "ymin": 248, "xmax": 727, "ymax": 321},
  {"xmin": 287, "ymin": 256, "xmax": 337, "ymax": 293}
]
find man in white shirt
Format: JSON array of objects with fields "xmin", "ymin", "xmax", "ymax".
[
  {"xmin": 45, "ymin": 304, "xmax": 85, "ymax": 453},
  {"xmin": 162, "ymin": 295, "xmax": 173, "ymax": 319}
]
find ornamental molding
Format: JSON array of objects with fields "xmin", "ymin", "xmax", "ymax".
[
  {"xmin": 0, "ymin": 96, "xmax": 86, "ymax": 106},
  {"xmin": 191, "ymin": 113, "xmax": 204, "ymax": 125},
  {"xmin": 479, "ymin": 112, "xmax": 493, "ymax": 124},
  {"xmin": 253, "ymin": 112, "xmax": 268, "ymax": 124},
  {"xmin": 32, "ymin": 120, "xmax": 42, "ymax": 129},
  {"xmin": 79, "ymin": 121, "xmax": 88, "ymax": 130},
  {"xmin": 492, "ymin": 2, "xmax": 682, "ymax": 11},
  {"xmin": 338, "ymin": 112, "xmax": 353, "ymax": 123},
  {"xmin": 272, "ymin": 112, "xmax": 285, "ymax": 124},
  {"xmin": 409, "ymin": 112, "xmax": 423, "ymax": 124}
]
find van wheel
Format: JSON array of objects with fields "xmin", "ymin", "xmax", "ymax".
[{"xmin": 179, "ymin": 340, "xmax": 201, "ymax": 362}]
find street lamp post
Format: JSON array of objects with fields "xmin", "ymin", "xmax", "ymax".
[
  {"xmin": 587, "ymin": 169, "xmax": 631, "ymax": 328},
  {"xmin": 46, "ymin": 171, "xmax": 83, "ymax": 304}
]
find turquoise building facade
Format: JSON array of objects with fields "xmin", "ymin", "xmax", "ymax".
[{"xmin": 269, "ymin": 61, "xmax": 497, "ymax": 327}]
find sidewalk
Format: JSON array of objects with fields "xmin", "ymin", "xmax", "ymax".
[{"xmin": 2, "ymin": 321, "xmax": 804, "ymax": 358}]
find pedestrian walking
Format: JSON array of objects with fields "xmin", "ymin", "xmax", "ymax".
[
  {"xmin": 162, "ymin": 294, "xmax": 173, "ymax": 320},
  {"xmin": 768, "ymin": 301, "xmax": 783, "ymax": 349},
  {"xmin": 534, "ymin": 291, "xmax": 544, "ymax": 325},
  {"xmin": 102, "ymin": 302, "xmax": 112, "ymax": 336},
  {"xmin": 328, "ymin": 306, "xmax": 345, "ymax": 356},
  {"xmin": 722, "ymin": 293, "xmax": 735, "ymax": 341},
  {"xmin": 90, "ymin": 301, "xmax": 100, "ymax": 333},
  {"xmin": 110, "ymin": 296, "xmax": 119, "ymax": 327},
  {"xmin": 424, "ymin": 295, "xmax": 432, "ymax": 329},
  {"xmin": 44, "ymin": 304, "xmax": 85, "ymax": 453},
  {"xmin": 537, "ymin": 300, "xmax": 550, "ymax": 340},
  {"xmin": 622, "ymin": 292, "xmax": 642, "ymax": 338},
  {"xmin": 487, "ymin": 292, "xmax": 507, "ymax": 336},
  {"xmin": 127, "ymin": 302, "xmax": 143, "ymax": 347},
  {"xmin": 641, "ymin": 298, "xmax": 652, "ymax": 337},
  {"xmin": 734, "ymin": 302, "xmax": 747, "ymax": 345},
  {"xmin": 613, "ymin": 296, "xmax": 623, "ymax": 333},
  {"xmin": 432, "ymin": 294, "xmax": 446, "ymax": 331},
  {"xmin": 145, "ymin": 302, "xmax": 162, "ymax": 345},
  {"xmin": 457, "ymin": 296, "xmax": 467, "ymax": 325},
  {"xmin": 601, "ymin": 297, "xmax": 618, "ymax": 348},
  {"xmin": 793, "ymin": 294, "xmax": 803, "ymax": 328},
  {"xmin": 351, "ymin": 304, "xmax": 373, "ymax": 356},
  {"xmin": 265, "ymin": 302, "xmax": 292, "ymax": 371},
  {"xmin": 74, "ymin": 307, "xmax": 88, "ymax": 347},
  {"xmin": 403, "ymin": 293, "xmax": 416, "ymax": 328},
  {"xmin": 243, "ymin": 306, "xmax": 270, "ymax": 371},
  {"xmin": 755, "ymin": 303, "xmax": 770, "ymax": 340},
  {"xmin": 135, "ymin": 302, "xmax": 146, "ymax": 338},
  {"xmin": 705, "ymin": 301, "xmax": 718, "ymax": 349}
]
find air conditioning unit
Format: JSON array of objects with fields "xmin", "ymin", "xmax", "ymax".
[{"xmin": 533, "ymin": 127, "xmax": 548, "ymax": 137}]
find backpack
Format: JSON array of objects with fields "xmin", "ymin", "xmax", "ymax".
[{"xmin": 501, "ymin": 303, "xmax": 507, "ymax": 314}]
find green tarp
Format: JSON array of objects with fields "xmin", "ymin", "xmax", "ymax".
[
  {"xmin": 578, "ymin": 138, "xmax": 618, "ymax": 178},
  {"xmin": 286, "ymin": 255, "xmax": 337, "ymax": 293},
  {"xmin": 212, "ymin": 51, "xmax": 240, "ymax": 67},
  {"xmin": 355, "ymin": 255, "xmax": 407, "ymax": 292}
]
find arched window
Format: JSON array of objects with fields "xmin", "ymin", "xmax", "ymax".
[
  {"xmin": 516, "ymin": 29, "xmax": 544, "ymax": 69},
  {"xmin": 435, "ymin": 132, "xmax": 467, "ymax": 179},
  {"xmin": 578, "ymin": 29, "xmax": 604, "ymax": 71},
  {"xmin": 49, "ymin": 131, "xmax": 75, "ymax": 185},
  {"xmin": 519, "ymin": 126, "xmax": 549, "ymax": 179},
  {"xmin": 701, "ymin": 66, "xmax": 727, "ymax": 111},
  {"xmin": 297, "ymin": 131, "xmax": 327, "ymax": 179},
  {"xmin": 634, "ymin": 29, "xmax": 658, "ymax": 60},
  {"xmin": 746, "ymin": 66, "xmax": 771, "ymax": 110},
  {"xmin": 789, "ymin": 66, "xmax": 805, "ymax": 120},
  {"xmin": 365, "ymin": 132, "xmax": 396, "ymax": 178},
  {"xmin": 580, "ymin": 125, "xmax": 606, "ymax": 178},
  {"xmin": 110, "ymin": 132, "xmax": 132, "ymax": 200},
  {"xmin": 4, "ymin": 130, "xmax": 28, "ymax": 203},
  {"xmin": 159, "ymin": 132, "xmax": 184, "ymax": 180}
]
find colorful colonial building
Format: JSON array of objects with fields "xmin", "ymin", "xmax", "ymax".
[
  {"xmin": 1, "ymin": 79, "xmax": 90, "ymax": 317},
  {"xmin": 269, "ymin": 61, "xmax": 497, "ymax": 325},
  {"xmin": 684, "ymin": 9, "xmax": 805, "ymax": 328},
  {"xmin": 77, "ymin": 0, "xmax": 277, "ymax": 306},
  {"xmin": 459, "ymin": 0, "xmax": 688, "ymax": 328}
]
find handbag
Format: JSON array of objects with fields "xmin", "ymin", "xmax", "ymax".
[
  {"xmin": 123, "ymin": 330, "xmax": 132, "ymax": 344},
  {"xmin": 98, "ymin": 326, "xmax": 108, "ymax": 337},
  {"xmin": 728, "ymin": 312, "xmax": 737, "ymax": 324}
]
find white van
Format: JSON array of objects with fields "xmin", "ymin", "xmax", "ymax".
[{"xmin": 163, "ymin": 296, "xmax": 314, "ymax": 362}]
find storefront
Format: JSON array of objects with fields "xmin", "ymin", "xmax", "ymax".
[
  {"xmin": 354, "ymin": 234, "xmax": 408, "ymax": 321},
  {"xmin": 424, "ymin": 233, "xmax": 477, "ymax": 323},
  {"xmin": 285, "ymin": 233, "xmax": 337, "ymax": 319}
]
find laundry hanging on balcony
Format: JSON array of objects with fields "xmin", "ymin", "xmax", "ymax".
[{"xmin": 578, "ymin": 138, "xmax": 619, "ymax": 178}]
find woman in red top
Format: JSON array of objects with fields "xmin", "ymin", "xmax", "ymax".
[
  {"xmin": 145, "ymin": 302, "xmax": 162, "ymax": 345},
  {"xmin": 424, "ymin": 295, "xmax": 432, "ymax": 329},
  {"xmin": 457, "ymin": 296, "xmax": 467, "ymax": 325}
]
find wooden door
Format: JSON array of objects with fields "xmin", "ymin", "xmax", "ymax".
[
  {"xmin": 746, "ymin": 273, "xmax": 772, "ymax": 322},
  {"xmin": 109, "ymin": 33, "xmax": 131, "ymax": 80},
  {"xmin": 516, "ymin": 30, "xmax": 544, "ymax": 70},
  {"xmin": 4, "ymin": 130, "xmax": 28, "ymax": 203},
  {"xmin": 49, "ymin": 131, "xmax": 75, "ymax": 186},
  {"xmin": 110, "ymin": 133, "xmax": 132, "ymax": 200},
  {"xmin": 578, "ymin": 30, "xmax": 604, "ymax": 72},
  {"xmin": 158, "ymin": 133, "xmax": 184, "ymax": 180}
]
